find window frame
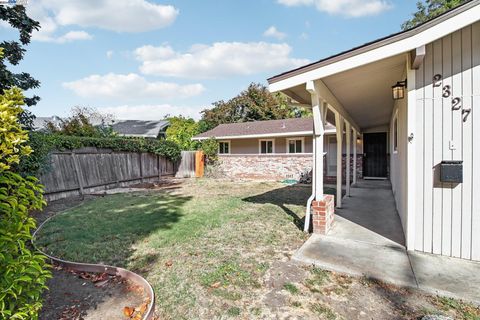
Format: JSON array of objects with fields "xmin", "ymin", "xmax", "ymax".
[
  {"xmin": 286, "ymin": 137, "xmax": 305, "ymax": 154},
  {"xmin": 218, "ymin": 140, "xmax": 231, "ymax": 154},
  {"xmin": 258, "ymin": 139, "xmax": 275, "ymax": 154}
]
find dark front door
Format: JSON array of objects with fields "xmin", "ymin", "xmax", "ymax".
[{"xmin": 363, "ymin": 132, "xmax": 387, "ymax": 178}]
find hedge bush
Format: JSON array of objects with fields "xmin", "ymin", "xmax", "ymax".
[
  {"xmin": 18, "ymin": 132, "xmax": 182, "ymax": 177},
  {"xmin": 0, "ymin": 88, "xmax": 51, "ymax": 320}
]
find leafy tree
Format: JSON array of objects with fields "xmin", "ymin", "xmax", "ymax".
[
  {"xmin": 47, "ymin": 106, "xmax": 115, "ymax": 138},
  {"xmin": 200, "ymin": 83, "xmax": 310, "ymax": 132},
  {"xmin": 402, "ymin": 0, "xmax": 467, "ymax": 30},
  {"xmin": 0, "ymin": 5, "xmax": 41, "ymax": 128},
  {"xmin": 200, "ymin": 138, "xmax": 219, "ymax": 165},
  {"xmin": 165, "ymin": 116, "xmax": 200, "ymax": 150},
  {"xmin": 0, "ymin": 86, "xmax": 50, "ymax": 320}
]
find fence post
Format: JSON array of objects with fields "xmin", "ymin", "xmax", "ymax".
[
  {"xmin": 139, "ymin": 153, "xmax": 144, "ymax": 183},
  {"xmin": 157, "ymin": 155, "xmax": 161, "ymax": 181},
  {"xmin": 71, "ymin": 152, "xmax": 84, "ymax": 196}
]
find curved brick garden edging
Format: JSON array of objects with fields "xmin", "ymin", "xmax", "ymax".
[{"xmin": 32, "ymin": 210, "xmax": 156, "ymax": 320}]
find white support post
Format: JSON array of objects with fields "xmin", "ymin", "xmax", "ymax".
[
  {"xmin": 335, "ymin": 112, "xmax": 344, "ymax": 208},
  {"xmin": 307, "ymin": 81, "xmax": 325, "ymax": 200},
  {"xmin": 345, "ymin": 121, "xmax": 351, "ymax": 197},
  {"xmin": 406, "ymin": 54, "xmax": 417, "ymax": 251},
  {"xmin": 352, "ymin": 129, "xmax": 357, "ymax": 185}
]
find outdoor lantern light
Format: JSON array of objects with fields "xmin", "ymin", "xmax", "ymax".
[{"xmin": 392, "ymin": 80, "xmax": 407, "ymax": 100}]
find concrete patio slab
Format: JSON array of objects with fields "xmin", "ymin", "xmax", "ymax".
[
  {"xmin": 334, "ymin": 180, "xmax": 405, "ymax": 246},
  {"xmin": 409, "ymin": 251, "xmax": 480, "ymax": 304},
  {"xmin": 293, "ymin": 234, "xmax": 417, "ymax": 288},
  {"xmin": 293, "ymin": 234, "xmax": 480, "ymax": 305},
  {"xmin": 293, "ymin": 179, "xmax": 480, "ymax": 305}
]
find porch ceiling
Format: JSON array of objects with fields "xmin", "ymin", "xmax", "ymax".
[{"xmin": 282, "ymin": 54, "xmax": 407, "ymax": 131}]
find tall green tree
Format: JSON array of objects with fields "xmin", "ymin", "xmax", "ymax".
[
  {"xmin": 200, "ymin": 83, "xmax": 310, "ymax": 132},
  {"xmin": 165, "ymin": 116, "xmax": 200, "ymax": 150},
  {"xmin": 0, "ymin": 4, "xmax": 41, "ymax": 128},
  {"xmin": 402, "ymin": 0, "xmax": 467, "ymax": 30}
]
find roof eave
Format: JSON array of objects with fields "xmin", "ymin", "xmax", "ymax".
[{"xmin": 268, "ymin": 0, "xmax": 480, "ymax": 90}]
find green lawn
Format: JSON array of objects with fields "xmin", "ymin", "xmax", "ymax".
[{"xmin": 35, "ymin": 180, "xmax": 479, "ymax": 320}]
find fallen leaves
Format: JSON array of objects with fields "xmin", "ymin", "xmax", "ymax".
[
  {"xmin": 123, "ymin": 306, "xmax": 135, "ymax": 317},
  {"xmin": 123, "ymin": 299, "xmax": 150, "ymax": 319}
]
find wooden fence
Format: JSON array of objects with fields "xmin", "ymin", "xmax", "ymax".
[
  {"xmin": 175, "ymin": 151, "xmax": 196, "ymax": 178},
  {"xmin": 40, "ymin": 147, "xmax": 178, "ymax": 201}
]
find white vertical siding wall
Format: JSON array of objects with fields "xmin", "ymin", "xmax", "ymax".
[
  {"xmin": 414, "ymin": 21, "xmax": 480, "ymax": 261},
  {"xmin": 390, "ymin": 91, "xmax": 408, "ymax": 235}
]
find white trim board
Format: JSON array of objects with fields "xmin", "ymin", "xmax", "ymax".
[
  {"xmin": 269, "ymin": 3, "xmax": 480, "ymax": 92},
  {"xmin": 192, "ymin": 130, "xmax": 336, "ymax": 141}
]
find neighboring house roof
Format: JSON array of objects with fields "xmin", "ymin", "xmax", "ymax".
[
  {"xmin": 192, "ymin": 118, "xmax": 335, "ymax": 140},
  {"xmin": 111, "ymin": 120, "xmax": 169, "ymax": 138},
  {"xmin": 32, "ymin": 116, "xmax": 62, "ymax": 131},
  {"xmin": 268, "ymin": 0, "xmax": 480, "ymax": 87}
]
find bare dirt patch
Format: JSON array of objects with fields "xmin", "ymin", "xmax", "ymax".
[
  {"xmin": 40, "ymin": 265, "xmax": 147, "ymax": 320},
  {"xmin": 36, "ymin": 197, "xmax": 149, "ymax": 320}
]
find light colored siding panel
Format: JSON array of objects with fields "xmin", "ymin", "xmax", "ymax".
[
  {"xmin": 432, "ymin": 39, "xmax": 443, "ymax": 255},
  {"xmin": 415, "ymin": 59, "xmax": 425, "ymax": 251},
  {"xmin": 461, "ymin": 26, "xmax": 473, "ymax": 260},
  {"xmin": 423, "ymin": 43, "xmax": 434, "ymax": 253},
  {"xmin": 441, "ymin": 34, "xmax": 453, "ymax": 256},
  {"xmin": 450, "ymin": 30, "xmax": 463, "ymax": 258},
  {"xmin": 471, "ymin": 21, "xmax": 480, "ymax": 261}
]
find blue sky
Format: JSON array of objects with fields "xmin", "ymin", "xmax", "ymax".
[{"xmin": 1, "ymin": 0, "xmax": 419, "ymax": 120}]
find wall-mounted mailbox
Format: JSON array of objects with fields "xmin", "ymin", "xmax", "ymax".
[{"xmin": 440, "ymin": 160, "xmax": 463, "ymax": 183}]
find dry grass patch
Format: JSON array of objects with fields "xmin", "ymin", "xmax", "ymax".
[{"xmin": 36, "ymin": 179, "xmax": 480, "ymax": 319}]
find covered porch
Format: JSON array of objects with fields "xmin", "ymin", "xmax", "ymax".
[{"xmin": 270, "ymin": 50, "xmax": 415, "ymax": 248}]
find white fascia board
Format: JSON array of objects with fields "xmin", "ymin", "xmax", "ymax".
[
  {"xmin": 192, "ymin": 131, "xmax": 314, "ymax": 141},
  {"xmin": 269, "ymin": 5, "xmax": 480, "ymax": 92},
  {"xmin": 192, "ymin": 129, "xmax": 336, "ymax": 141}
]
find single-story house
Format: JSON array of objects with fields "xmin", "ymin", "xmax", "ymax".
[
  {"xmin": 192, "ymin": 117, "xmax": 362, "ymax": 181},
  {"xmin": 267, "ymin": 1, "xmax": 480, "ymax": 262},
  {"xmin": 111, "ymin": 120, "xmax": 169, "ymax": 139}
]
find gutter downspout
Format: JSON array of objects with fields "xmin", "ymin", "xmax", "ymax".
[{"xmin": 304, "ymin": 135, "xmax": 316, "ymax": 232}]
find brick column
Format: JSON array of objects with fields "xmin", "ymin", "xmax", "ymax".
[{"xmin": 311, "ymin": 195, "xmax": 335, "ymax": 234}]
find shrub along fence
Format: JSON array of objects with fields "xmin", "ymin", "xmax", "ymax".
[{"xmin": 40, "ymin": 147, "xmax": 178, "ymax": 201}]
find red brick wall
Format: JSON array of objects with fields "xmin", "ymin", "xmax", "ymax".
[
  {"xmin": 324, "ymin": 155, "xmax": 363, "ymax": 184},
  {"xmin": 218, "ymin": 154, "xmax": 313, "ymax": 180}
]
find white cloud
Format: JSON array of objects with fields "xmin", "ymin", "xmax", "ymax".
[
  {"xmin": 33, "ymin": 30, "xmax": 93, "ymax": 43},
  {"xmin": 26, "ymin": 0, "xmax": 178, "ymax": 42},
  {"xmin": 63, "ymin": 73, "xmax": 205, "ymax": 99},
  {"xmin": 98, "ymin": 104, "xmax": 202, "ymax": 120},
  {"xmin": 136, "ymin": 42, "xmax": 310, "ymax": 79},
  {"xmin": 134, "ymin": 45, "xmax": 176, "ymax": 61},
  {"xmin": 263, "ymin": 26, "xmax": 287, "ymax": 40},
  {"xmin": 106, "ymin": 50, "xmax": 114, "ymax": 59},
  {"xmin": 277, "ymin": 0, "xmax": 392, "ymax": 17}
]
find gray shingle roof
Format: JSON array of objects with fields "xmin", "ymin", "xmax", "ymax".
[
  {"xmin": 111, "ymin": 120, "xmax": 169, "ymax": 138},
  {"xmin": 193, "ymin": 118, "xmax": 335, "ymax": 139}
]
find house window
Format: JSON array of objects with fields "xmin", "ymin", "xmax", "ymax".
[
  {"xmin": 259, "ymin": 139, "xmax": 274, "ymax": 154},
  {"xmin": 393, "ymin": 112, "xmax": 398, "ymax": 153},
  {"xmin": 287, "ymin": 138, "xmax": 304, "ymax": 153},
  {"xmin": 219, "ymin": 141, "xmax": 230, "ymax": 154}
]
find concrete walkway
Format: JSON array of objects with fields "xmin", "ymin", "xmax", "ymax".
[{"xmin": 293, "ymin": 180, "xmax": 480, "ymax": 305}]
